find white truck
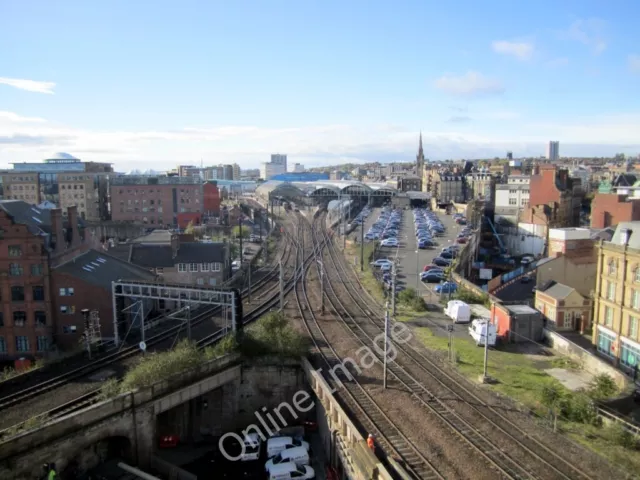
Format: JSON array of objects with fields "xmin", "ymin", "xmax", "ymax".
[
  {"xmin": 444, "ymin": 300, "xmax": 471, "ymax": 324},
  {"xmin": 468, "ymin": 319, "xmax": 497, "ymax": 347}
]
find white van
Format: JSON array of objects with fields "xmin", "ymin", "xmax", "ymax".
[
  {"xmin": 444, "ymin": 300, "xmax": 471, "ymax": 324},
  {"xmin": 240, "ymin": 433, "xmax": 262, "ymax": 461},
  {"xmin": 265, "ymin": 446, "xmax": 310, "ymax": 472},
  {"xmin": 268, "ymin": 462, "xmax": 315, "ymax": 480},
  {"xmin": 266, "ymin": 436, "xmax": 310, "ymax": 458},
  {"xmin": 468, "ymin": 319, "xmax": 497, "ymax": 347}
]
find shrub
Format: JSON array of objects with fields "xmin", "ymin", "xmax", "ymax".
[
  {"xmin": 453, "ymin": 289, "xmax": 489, "ymax": 307},
  {"xmin": 204, "ymin": 333, "xmax": 239, "ymax": 360},
  {"xmin": 588, "ymin": 374, "xmax": 618, "ymax": 400},
  {"xmin": 233, "ymin": 225, "xmax": 251, "ymax": 239},
  {"xmin": 241, "ymin": 311, "xmax": 308, "ymax": 359},
  {"xmin": 605, "ymin": 422, "xmax": 638, "ymax": 449},
  {"xmin": 97, "ymin": 378, "xmax": 121, "ymax": 401},
  {"xmin": 119, "ymin": 340, "xmax": 203, "ymax": 391},
  {"xmin": 398, "ymin": 288, "xmax": 427, "ymax": 312},
  {"xmin": 561, "ymin": 392, "xmax": 598, "ymax": 425}
]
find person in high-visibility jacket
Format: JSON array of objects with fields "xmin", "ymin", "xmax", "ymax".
[{"xmin": 367, "ymin": 434, "xmax": 375, "ymax": 451}]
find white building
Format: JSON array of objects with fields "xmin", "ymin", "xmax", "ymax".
[
  {"xmin": 260, "ymin": 161, "xmax": 286, "ymax": 180},
  {"xmin": 270, "ymin": 154, "xmax": 287, "ymax": 172},
  {"xmin": 570, "ymin": 167, "xmax": 591, "ymax": 194},
  {"xmin": 291, "ymin": 163, "xmax": 304, "ymax": 173},
  {"xmin": 546, "ymin": 141, "xmax": 560, "ymax": 162},
  {"xmin": 495, "ymin": 175, "xmax": 531, "ymax": 225}
]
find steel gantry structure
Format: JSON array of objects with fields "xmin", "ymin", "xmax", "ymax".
[{"xmin": 111, "ymin": 280, "xmax": 242, "ymax": 347}]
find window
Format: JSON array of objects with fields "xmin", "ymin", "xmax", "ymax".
[
  {"xmin": 604, "ymin": 306, "xmax": 613, "ymax": 327},
  {"xmin": 60, "ymin": 305, "xmax": 75, "ymax": 314},
  {"xmin": 178, "ymin": 263, "xmax": 187, "ymax": 272},
  {"xmin": 9, "ymin": 263, "xmax": 23, "ymax": 276},
  {"xmin": 621, "ymin": 341, "xmax": 640, "ymax": 369},
  {"xmin": 596, "ymin": 329, "xmax": 616, "ymax": 359},
  {"xmin": 36, "ymin": 336, "xmax": 48, "ymax": 352},
  {"xmin": 11, "ymin": 286, "xmax": 24, "ymax": 302},
  {"xmin": 209, "ymin": 277, "xmax": 217, "ymax": 286},
  {"xmin": 0, "ymin": 337, "xmax": 6, "ymax": 353},
  {"xmin": 633, "ymin": 291, "xmax": 640, "ymax": 310},
  {"xmin": 31, "ymin": 264, "xmax": 43, "ymax": 276},
  {"xmin": 608, "ymin": 260, "xmax": 617, "ymax": 276},
  {"xmin": 636, "ymin": 268, "xmax": 640, "ymax": 283},
  {"xmin": 15, "ymin": 336, "xmax": 29, "ymax": 353},
  {"xmin": 35, "ymin": 311, "xmax": 46, "ymax": 327},
  {"xmin": 508, "ymin": 198, "xmax": 517, "ymax": 205},
  {"xmin": 8, "ymin": 245, "xmax": 22, "ymax": 257},
  {"xmin": 59, "ymin": 287, "xmax": 74, "ymax": 296},
  {"xmin": 201, "ymin": 263, "xmax": 210, "ymax": 272},
  {"xmin": 32, "ymin": 286, "xmax": 45, "ymax": 302},
  {"xmin": 607, "ymin": 282, "xmax": 616, "ymax": 301},
  {"xmin": 629, "ymin": 317, "xmax": 639, "ymax": 339},
  {"xmin": 63, "ymin": 325, "xmax": 77, "ymax": 334},
  {"xmin": 190, "ymin": 263, "xmax": 198, "ymax": 272},
  {"xmin": 12, "ymin": 311, "xmax": 26, "ymax": 327},
  {"xmin": 197, "ymin": 278, "xmax": 204, "ymax": 285},
  {"xmin": 211, "ymin": 262, "xmax": 221, "ymax": 272},
  {"xmin": 0, "ymin": 313, "xmax": 3, "ymax": 326}
]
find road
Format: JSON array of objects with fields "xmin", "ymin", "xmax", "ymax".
[{"xmin": 493, "ymin": 275, "xmax": 536, "ymax": 303}]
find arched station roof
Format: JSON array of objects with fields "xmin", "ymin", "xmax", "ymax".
[{"xmin": 256, "ymin": 179, "xmax": 397, "ymax": 198}]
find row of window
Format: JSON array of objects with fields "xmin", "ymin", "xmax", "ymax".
[
  {"xmin": 604, "ymin": 282, "xmax": 640, "ymax": 309},
  {"xmin": 177, "ymin": 263, "xmax": 222, "ymax": 273},
  {"xmin": 0, "ymin": 310, "xmax": 47, "ymax": 327},
  {"xmin": 601, "ymin": 306, "xmax": 639, "ymax": 338},
  {"xmin": 596, "ymin": 329, "xmax": 640, "ymax": 370},
  {"xmin": 0, "ymin": 335, "xmax": 48, "ymax": 353},
  {"xmin": 606, "ymin": 260, "xmax": 640, "ymax": 282},
  {"xmin": 5, "ymin": 285, "xmax": 46, "ymax": 302},
  {"xmin": 9, "ymin": 263, "xmax": 44, "ymax": 276},
  {"xmin": 508, "ymin": 198, "xmax": 528, "ymax": 206}
]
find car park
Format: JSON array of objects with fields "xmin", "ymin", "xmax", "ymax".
[
  {"xmin": 435, "ymin": 281, "xmax": 458, "ymax": 294},
  {"xmin": 433, "ymin": 256, "xmax": 452, "ymax": 267},
  {"xmin": 420, "ymin": 271, "xmax": 445, "ymax": 283},
  {"xmin": 381, "ymin": 238, "xmax": 398, "ymax": 247}
]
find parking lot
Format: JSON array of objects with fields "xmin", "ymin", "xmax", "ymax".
[{"xmin": 374, "ymin": 208, "xmax": 470, "ymax": 303}]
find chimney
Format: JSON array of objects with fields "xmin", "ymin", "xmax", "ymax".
[
  {"xmin": 171, "ymin": 233, "xmax": 179, "ymax": 258},
  {"xmin": 50, "ymin": 208, "xmax": 66, "ymax": 255},
  {"xmin": 67, "ymin": 206, "xmax": 82, "ymax": 249},
  {"xmin": 621, "ymin": 228, "xmax": 632, "ymax": 246}
]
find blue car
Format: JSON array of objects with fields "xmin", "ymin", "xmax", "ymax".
[{"xmin": 435, "ymin": 282, "xmax": 457, "ymax": 294}]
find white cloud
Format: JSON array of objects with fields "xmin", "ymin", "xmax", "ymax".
[
  {"xmin": 433, "ymin": 71, "xmax": 505, "ymax": 97},
  {"xmin": 492, "ymin": 40, "xmax": 534, "ymax": 60},
  {"xmin": 629, "ymin": 54, "xmax": 640, "ymax": 74},
  {"xmin": 0, "ymin": 111, "xmax": 47, "ymax": 123},
  {"xmin": 1, "ymin": 115, "xmax": 639, "ymax": 169},
  {"xmin": 561, "ymin": 18, "xmax": 607, "ymax": 55},
  {"xmin": 546, "ymin": 57, "xmax": 569, "ymax": 68},
  {"xmin": 0, "ymin": 77, "xmax": 56, "ymax": 94}
]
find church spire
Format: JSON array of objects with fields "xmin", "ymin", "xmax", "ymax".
[
  {"xmin": 416, "ymin": 131, "xmax": 425, "ymax": 174},
  {"xmin": 418, "ymin": 131, "xmax": 424, "ymax": 157}
]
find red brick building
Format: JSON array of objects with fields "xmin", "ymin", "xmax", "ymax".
[
  {"xmin": 203, "ymin": 181, "xmax": 221, "ymax": 216},
  {"xmin": 528, "ymin": 165, "xmax": 581, "ymax": 227},
  {"xmin": 0, "ymin": 202, "xmax": 94, "ymax": 359},
  {"xmin": 110, "ymin": 176, "xmax": 203, "ymax": 228},
  {"xmin": 52, "ymin": 250, "xmax": 156, "ymax": 350},
  {"xmin": 590, "ymin": 193, "xmax": 640, "ymax": 229}
]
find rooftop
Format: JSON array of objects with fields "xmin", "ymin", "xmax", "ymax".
[
  {"xmin": 609, "ymin": 222, "xmax": 640, "ymax": 250},
  {"xmin": 54, "ymin": 249, "xmax": 156, "ymax": 290},
  {"xmin": 0, "ymin": 200, "xmax": 84, "ymax": 235},
  {"xmin": 505, "ymin": 304, "xmax": 539, "ymax": 315},
  {"xmin": 130, "ymin": 242, "xmax": 227, "ymax": 268},
  {"xmin": 539, "ymin": 281, "xmax": 576, "ymax": 300},
  {"xmin": 548, "ymin": 228, "xmax": 592, "ymax": 241}
]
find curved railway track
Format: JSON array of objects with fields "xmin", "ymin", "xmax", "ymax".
[
  {"xmin": 310, "ymin": 213, "xmax": 598, "ymax": 480},
  {"xmin": 295, "ymin": 214, "xmax": 444, "ymax": 480},
  {"xmin": 0, "ymin": 213, "xmax": 327, "ymax": 439}
]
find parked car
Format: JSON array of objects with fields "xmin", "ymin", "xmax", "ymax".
[{"xmin": 435, "ymin": 282, "xmax": 458, "ymax": 294}]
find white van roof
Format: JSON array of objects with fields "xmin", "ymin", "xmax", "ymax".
[
  {"xmin": 267, "ymin": 436, "xmax": 295, "ymax": 446},
  {"xmin": 275, "ymin": 446, "xmax": 308, "ymax": 459},
  {"xmin": 269, "ymin": 462, "xmax": 307, "ymax": 474}
]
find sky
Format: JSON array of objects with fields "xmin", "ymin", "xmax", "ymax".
[{"xmin": 1, "ymin": 0, "xmax": 639, "ymax": 171}]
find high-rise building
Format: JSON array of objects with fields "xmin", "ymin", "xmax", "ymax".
[
  {"xmin": 270, "ymin": 154, "xmax": 287, "ymax": 172},
  {"xmin": 292, "ymin": 163, "xmax": 305, "ymax": 173},
  {"xmin": 260, "ymin": 162, "xmax": 286, "ymax": 180},
  {"xmin": 232, "ymin": 163, "xmax": 241, "ymax": 180},
  {"xmin": 546, "ymin": 141, "xmax": 560, "ymax": 162}
]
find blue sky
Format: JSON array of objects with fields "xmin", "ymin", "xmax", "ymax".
[{"xmin": 1, "ymin": 0, "xmax": 639, "ymax": 170}]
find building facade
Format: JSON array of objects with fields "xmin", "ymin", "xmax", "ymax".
[
  {"xmin": 203, "ymin": 181, "xmax": 222, "ymax": 216},
  {"xmin": 260, "ymin": 162, "xmax": 286, "ymax": 181},
  {"xmin": 270, "ymin": 154, "xmax": 288, "ymax": 172},
  {"xmin": 2, "ymin": 153, "xmax": 112, "ymax": 222},
  {"xmin": 591, "ymin": 193, "xmax": 640, "ymax": 229},
  {"xmin": 528, "ymin": 165, "xmax": 581, "ymax": 228},
  {"xmin": 466, "ymin": 172, "xmax": 495, "ymax": 202},
  {"xmin": 494, "ymin": 176, "xmax": 530, "ymax": 225},
  {"xmin": 110, "ymin": 176, "xmax": 203, "ymax": 227},
  {"xmin": 435, "ymin": 173, "xmax": 465, "ymax": 204},
  {"xmin": 535, "ymin": 283, "xmax": 592, "ymax": 332},
  {"xmin": 546, "ymin": 141, "xmax": 560, "ymax": 162},
  {"xmin": 593, "ymin": 222, "xmax": 640, "ymax": 370}
]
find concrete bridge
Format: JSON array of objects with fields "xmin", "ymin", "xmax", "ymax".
[{"xmin": 0, "ymin": 354, "xmax": 394, "ymax": 480}]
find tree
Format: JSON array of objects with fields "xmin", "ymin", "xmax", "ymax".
[
  {"xmin": 233, "ymin": 225, "xmax": 250, "ymax": 238},
  {"xmin": 541, "ymin": 385, "xmax": 563, "ymax": 432}
]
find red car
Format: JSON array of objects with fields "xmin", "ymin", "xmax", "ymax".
[
  {"xmin": 456, "ymin": 237, "xmax": 468, "ymax": 244},
  {"xmin": 423, "ymin": 265, "xmax": 441, "ymax": 272}
]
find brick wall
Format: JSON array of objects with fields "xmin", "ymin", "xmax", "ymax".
[{"xmin": 590, "ymin": 193, "xmax": 640, "ymax": 229}]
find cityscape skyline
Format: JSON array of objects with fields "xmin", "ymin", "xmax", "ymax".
[{"xmin": 1, "ymin": 1, "xmax": 639, "ymax": 170}]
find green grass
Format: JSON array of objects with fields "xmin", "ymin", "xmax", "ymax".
[
  {"xmin": 416, "ymin": 327, "xmax": 640, "ymax": 474},
  {"xmin": 416, "ymin": 328, "xmax": 564, "ymax": 410}
]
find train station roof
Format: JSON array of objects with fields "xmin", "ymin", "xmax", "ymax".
[{"xmin": 256, "ymin": 180, "xmax": 397, "ymax": 198}]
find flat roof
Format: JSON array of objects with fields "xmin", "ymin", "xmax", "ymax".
[{"xmin": 505, "ymin": 305, "xmax": 539, "ymax": 315}]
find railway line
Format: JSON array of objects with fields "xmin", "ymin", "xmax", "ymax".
[
  {"xmin": 308, "ymin": 212, "xmax": 606, "ymax": 480},
  {"xmin": 0, "ymin": 215, "xmax": 311, "ymax": 436},
  {"xmin": 294, "ymin": 213, "xmax": 443, "ymax": 480}
]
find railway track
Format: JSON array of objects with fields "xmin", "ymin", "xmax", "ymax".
[
  {"xmin": 295, "ymin": 214, "xmax": 443, "ymax": 480},
  {"xmin": 311, "ymin": 215, "xmax": 597, "ymax": 480},
  {"xmin": 0, "ymin": 214, "xmax": 324, "ymax": 438}
]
